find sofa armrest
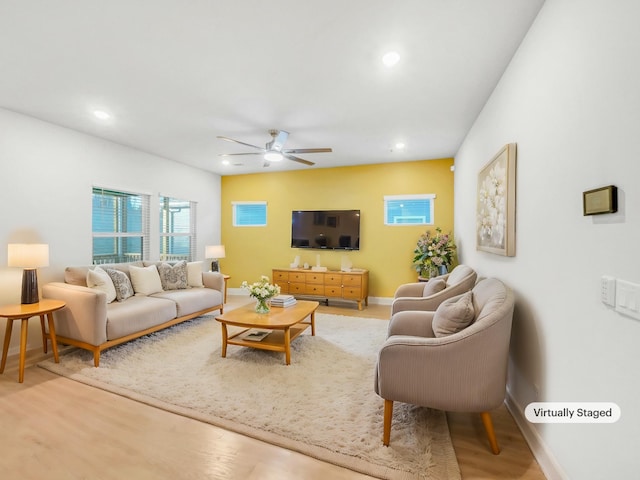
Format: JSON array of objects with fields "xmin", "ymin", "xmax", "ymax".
[
  {"xmin": 388, "ymin": 310, "xmax": 436, "ymax": 338},
  {"xmin": 393, "ymin": 282, "xmax": 426, "ymax": 298},
  {"xmin": 42, "ymin": 282, "xmax": 108, "ymax": 346},
  {"xmin": 202, "ymin": 271, "xmax": 224, "ymax": 293}
]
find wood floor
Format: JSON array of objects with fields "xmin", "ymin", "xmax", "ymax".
[{"xmin": 0, "ymin": 297, "xmax": 546, "ymax": 480}]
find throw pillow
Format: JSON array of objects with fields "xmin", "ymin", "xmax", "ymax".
[
  {"xmin": 104, "ymin": 268, "xmax": 135, "ymax": 302},
  {"xmin": 86, "ymin": 266, "xmax": 117, "ymax": 303},
  {"xmin": 432, "ymin": 291, "xmax": 475, "ymax": 337},
  {"xmin": 157, "ymin": 261, "xmax": 188, "ymax": 290},
  {"xmin": 187, "ymin": 261, "xmax": 204, "ymax": 287},
  {"xmin": 129, "ymin": 264, "xmax": 164, "ymax": 295},
  {"xmin": 423, "ymin": 278, "xmax": 446, "ymax": 297}
]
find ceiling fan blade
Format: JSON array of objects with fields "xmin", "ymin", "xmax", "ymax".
[
  {"xmin": 284, "ymin": 154, "xmax": 315, "ymax": 166},
  {"xmin": 218, "ymin": 152, "xmax": 264, "ymax": 157},
  {"xmin": 216, "ymin": 136, "xmax": 264, "ymax": 150},
  {"xmin": 283, "ymin": 148, "xmax": 332, "ymax": 154},
  {"xmin": 270, "ymin": 130, "xmax": 289, "ymax": 151}
]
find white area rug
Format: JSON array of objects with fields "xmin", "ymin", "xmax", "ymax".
[{"xmin": 39, "ymin": 313, "xmax": 460, "ymax": 480}]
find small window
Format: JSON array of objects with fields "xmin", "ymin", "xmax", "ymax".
[
  {"xmin": 92, "ymin": 187, "xmax": 150, "ymax": 264},
  {"xmin": 159, "ymin": 196, "xmax": 196, "ymax": 261},
  {"xmin": 233, "ymin": 201, "xmax": 267, "ymax": 226},
  {"xmin": 384, "ymin": 194, "xmax": 435, "ymax": 225}
]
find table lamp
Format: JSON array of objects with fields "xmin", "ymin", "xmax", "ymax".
[
  {"xmin": 205, "ymin": 245, "xmax": 225, "ymax": 272},
  {"xmin": 7, "ymin": 243, "xmax": 50, "ymax": 304}
]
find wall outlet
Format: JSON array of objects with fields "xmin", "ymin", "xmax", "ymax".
[{"xmin": 601, "ymin": 275, "xmax": 616, "ymax": 306}]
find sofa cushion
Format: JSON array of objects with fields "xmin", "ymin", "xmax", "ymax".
[
  {"xmin": 151, "ymin": 288, "xmax": 222, "ymax": 317},
  {"xmin": 130, "ymin": 264, "xmax": 164, "ymax": 295},
  {"xmin": 432, "ymin": 291, "xmax": 475, "ymax": 337},
  {"xmin": 105, "ymin": 268, "xmax": 135, "ymax": 302},
  {"xmin": 157, "ymin": 261, "xmax": 188, "ymax": 290},
  {"xmin": 422, "ymin": 278, "xmax": 446, "ymax": 297},
  {"xmin": 86, "ymin": 266, "xmax": 117, "ymax": 303},
  {"xmin": 187, "ymin": 261, "xmax": 204, "ymax": 287},
  {"xmin": 106, "ymin": 296, "xmax": 177, "ymax": 340},
  {"xmin": 66, "ymin": 262, "xmax": 142, "ymax": 287}
]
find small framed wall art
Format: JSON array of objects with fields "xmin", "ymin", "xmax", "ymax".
[
  {"xmin": 583, "ymin": 185, "xmax": 618, "ymax": 215},
  {"xmin": 476, "ymin": 143, "xmax": 517, "ymax": 257}
]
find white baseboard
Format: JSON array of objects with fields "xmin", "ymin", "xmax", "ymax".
[{"xmin": 505, "ymin": 392, "xmax": 569, "ymax": 480}]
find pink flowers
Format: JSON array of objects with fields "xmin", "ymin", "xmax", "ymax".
[{"xmin": 412, "ymin": 228, "xmax": 456, "ymax": 277}]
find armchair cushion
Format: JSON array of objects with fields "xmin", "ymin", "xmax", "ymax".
[
  {"xmin": 432, "ymin": 291, "xmax": 475, "ymax": 337},
  {"xmin": 422, "ymin": 278, "xmax": 445, "ymax": 296}
]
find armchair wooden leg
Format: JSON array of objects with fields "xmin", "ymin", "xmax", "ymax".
[
  {"xmin": 480, "ymin": 411, "xmax": 500, "ymax": 454},
  {"xmin": 383, "ymin": 399, "xmax": 393, "ymax": 446}
]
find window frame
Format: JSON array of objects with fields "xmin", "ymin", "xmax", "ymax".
[
  {"xmin": 383, "ymin": 194, "xmax": 436, "ymax": 226},
  {"xmin": 159, "ymin": 195, "xmax": 197, "ymax": 262},
  {"xmin": 92, "ymin": 187, "xmax": 150, "ymax": 264},
  {"xmin": 232, "ymin": 201, "xmax": 268, "ymax": 227}
]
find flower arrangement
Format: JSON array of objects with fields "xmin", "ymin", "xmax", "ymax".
[
  {"xmin": 241, "ymin": 275, "xmax": 281, "ymax": 313},
  {"xmin": 412, "ymin": 227, "xmax": 456, "ymax": 278}
]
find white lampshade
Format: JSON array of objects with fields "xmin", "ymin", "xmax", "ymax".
[
  {"xmin": 8, "ymin": 244, "xmax": 50, "ymax": 269},
  {"xmin": 205, "ymin": 245, "xmax": 225, "ymax": 259}
]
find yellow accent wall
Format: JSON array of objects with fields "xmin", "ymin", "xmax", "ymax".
[{"xmin": 221, "ymin": 158, "xmax": 454, "ymax": 298}]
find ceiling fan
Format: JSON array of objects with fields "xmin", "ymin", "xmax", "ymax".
[{"xmin": 217, "ymin": 129, "xmax": 332, "ymax": 166}]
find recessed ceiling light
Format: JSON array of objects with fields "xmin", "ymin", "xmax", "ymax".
[
  {"xmin": 93, "ymin": 110, "xmax": 111, "ymax": 120},
  {"xmin": 222, "ymin": 159, "xmax": 230, "ymax": 166},
  {"xmin": 382, "ymin": 51, "xmax": 400, "ymax": 67},
  {"xmin": 395, "ymin": 142, "xmax": 406, "ymax": 150}
]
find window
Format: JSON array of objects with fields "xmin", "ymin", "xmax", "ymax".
[
  {"xmin": 159, "ymin": 196, "xmax": 196, "ymax": 261},
  {"xmin": 384, "ymin": 194, "xmax": 435, "ymax": 225},
  {"xmin": 233, "ymin": 201, "xmax": 267, "ymax": 226},
  {"xmin": 92, "ymin": 187, "xmax": 150, "ymax": 264}
]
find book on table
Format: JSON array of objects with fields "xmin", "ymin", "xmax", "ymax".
[
  {"xmin": 270, "ymin": 294, "xmax": 297, "ymax": 307},
  {"xmin": 242, "ymin": 329, "xmax": 272, "ymax": 341}
]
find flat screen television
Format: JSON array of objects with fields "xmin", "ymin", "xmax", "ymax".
[{"xmin": 291, "ymin": 210, "xmax": 360, "ymax": 250}]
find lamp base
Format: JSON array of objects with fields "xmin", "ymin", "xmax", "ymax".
[
  {"xmin": 21, "ymin": 269, "xmax": 39, "ymax": 304},
  {"xmin": 211, "ymin": 260, "xmax": 220, "ymax": 272}
]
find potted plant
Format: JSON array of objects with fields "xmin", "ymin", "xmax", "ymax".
[{"xmin": 412, "ymin": 227, "xmax": 456, "ymax": 279}]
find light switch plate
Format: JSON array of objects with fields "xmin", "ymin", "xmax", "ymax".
[
  {"xmin": 601, "ymin": 275, "xmax": 616, "ymax": 306},
  {"xmin": 615, "ymin": 279, "xmax": 640, "ymax": 320}
]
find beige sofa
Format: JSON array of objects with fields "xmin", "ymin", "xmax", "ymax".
[{"xmin": 43, "ymin": 261, "xmax": 224, "ymax": 367}]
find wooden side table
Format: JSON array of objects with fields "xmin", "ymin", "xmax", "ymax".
[
  {"xmin": 223, "ymin": 274, "xmax": 230, "ymax": 303},
  {"xmin": 0, "ymin": 299, "xmax": 66, "ymax": 383}
]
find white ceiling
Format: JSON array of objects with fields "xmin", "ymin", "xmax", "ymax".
[{"xmin": 0, "ymin": 0, "xmax": 544, "ymax": 175}]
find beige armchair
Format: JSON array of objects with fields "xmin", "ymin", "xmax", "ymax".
[
  {"xmin": 391, "ymin": 264, "xmax": 477, "ymax": 315},
  {"xmin": 375, "ymin": 277, "xmax": 515, "ymax": 454}
]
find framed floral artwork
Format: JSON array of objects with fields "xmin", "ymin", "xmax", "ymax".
[{"xmin": 476, "ymin": 143, "xmax": 517, "ymax": 256}]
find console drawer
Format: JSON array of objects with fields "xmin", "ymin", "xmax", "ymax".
[
  {"xmin": 324, "ymin": 273, "xmax": 342, "ymax": 285},
  {"xmin": 343, "ymin": 287, "xmax": 361, "ymax": 299},
  {"xmin": 289, "ymin": 272, "xmax": 306, "ymax": 283},
  {"xmin": 342, "ymin": 275, "xmax": 362, "ymax": 287},
  {"xmin": 325, "ymin": 286, "xmax": 342, "ymax": 296},
  {"xmin": 289, "ymin": 283, "xmax": 306, "ymax": 294},
  {"xmin": 305, "ymin": 284, "xmax": 325, "ymax": 295},
  {"xmin": 305, "ymin": 272, "xmax": 324, "ymax": 284},
  {"xmin": 273, "ymin": 270, "xmax": 289, "ymax": 283}
]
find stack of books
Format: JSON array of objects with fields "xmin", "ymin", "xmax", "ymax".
[{"xmin": 270, "ymin": 294, "xmax": 297, "ymax": 308}]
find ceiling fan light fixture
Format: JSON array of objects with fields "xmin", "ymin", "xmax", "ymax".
[{"xmin": 264, "ymin": 151, "xmax": 283, "ymax": 162}]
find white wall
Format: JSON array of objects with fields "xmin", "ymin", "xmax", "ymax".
[
  {"xmin": 455, "ymin": 0, "xmax": 640, "ymax": 478},
  {"xmin": 0, "ymin": 108, "xmax": 221, "ymax": 356}
]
